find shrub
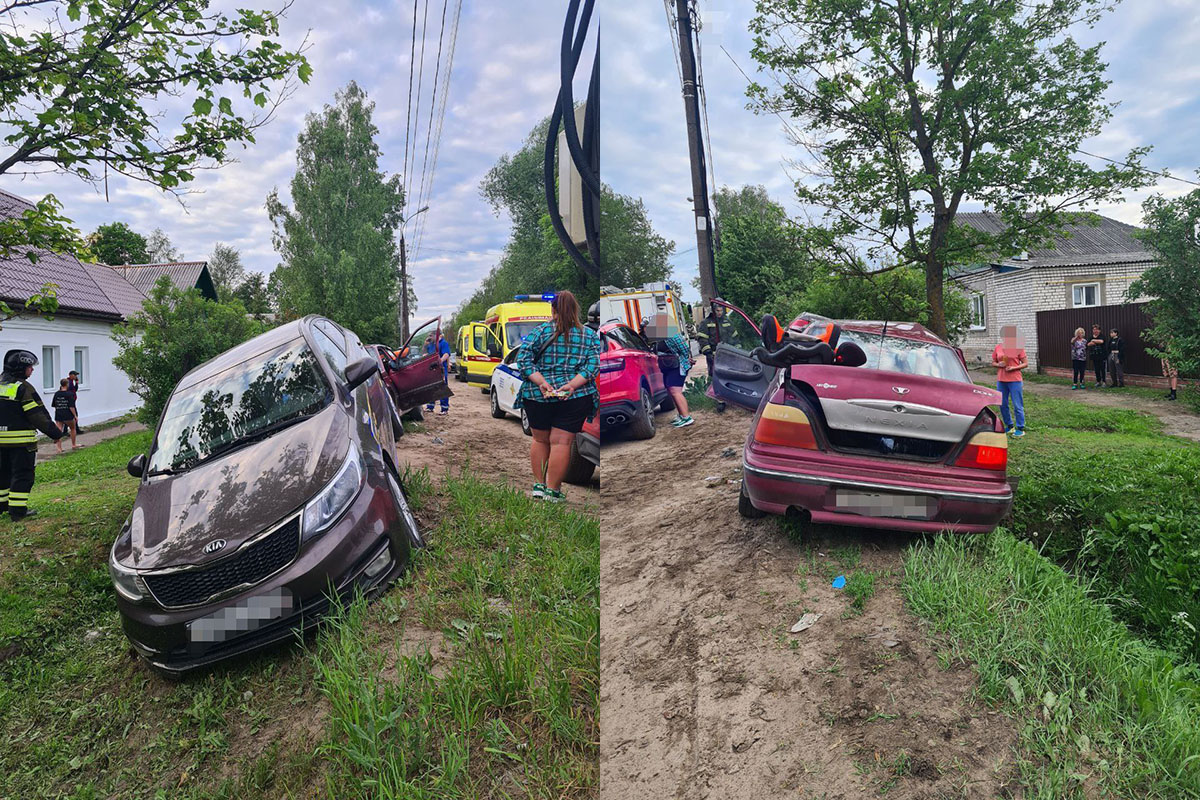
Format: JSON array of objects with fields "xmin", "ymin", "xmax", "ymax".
[{"xmin": 112, "ymin": 276, "xmax": 265, "ymax": 426}]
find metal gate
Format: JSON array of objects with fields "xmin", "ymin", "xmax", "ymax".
[{"xmin": 1036, "ymin": 302, "xmax": 1165, "ymax": 377}]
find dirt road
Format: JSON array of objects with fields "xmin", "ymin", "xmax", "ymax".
[
  {"xmin": 600, "ymin": 400, "xmax": 1019, "ymax": 799},
  {"xmin": 395, "ymin": 378, "xmax": 599, "ymax": 507},
  {"xmin": 1024, "ymin": 378, "xmax": 1200, "ymax": 442}
]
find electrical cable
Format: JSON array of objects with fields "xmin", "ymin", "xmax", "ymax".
[
  {"xmin": 406, "ymin": 0, "xmax": 431, "ymax": 209},
  {"xmin": 557, "ymin": 0, "xmax": 602, "ymax": 198},
  {"xmin": 409, "ymin": 0, "xmax": 452, "ymax": 261},
  {"xmin": 402, "ymin": 0, "xmax": 418, "ymax": 201}
]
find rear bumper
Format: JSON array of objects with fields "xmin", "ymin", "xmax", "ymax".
[
  {"xmin": 577, "ymin": 431, "xmax": 600, "ymax": 465},
  {"xmin": 742, "ymin": 454, "xmax": 1012, "ymax": 534},
  {"xmin": 598, "ymin": 398, "xmax": 637, "ymax": 428}
]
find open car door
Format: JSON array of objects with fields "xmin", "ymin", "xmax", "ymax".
[
  {"xmin": 385, "ymin": 317, "xmax": 454, "ymax": 410},
  {"xmin": 709, "ymin": 300, "xmax": 776, "ymax": 410}
]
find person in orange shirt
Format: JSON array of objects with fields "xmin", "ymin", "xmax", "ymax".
[{"xmin": 991, "ymin": 325, "xmax": 1028, "ymax": 437}]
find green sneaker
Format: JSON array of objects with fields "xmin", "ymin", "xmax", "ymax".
[
  {"xmin": 531, "ymin": 483, "xmax": 546, "ymax": 499},
  {"xmin": 543, "ymin": 488, "xmax": 566, "ymax": 503},
  {"xmin": 672, "ymin": 415, "xmax": 695, "ymax": 428}
]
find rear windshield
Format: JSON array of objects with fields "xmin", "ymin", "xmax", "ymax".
[
  {"xmin": 839, "ymin": 329, "xmax": 969, "ymax": 383},
  {"xmin": 149, "ymin": 339, "xmax": 331, "ymax": 472}
]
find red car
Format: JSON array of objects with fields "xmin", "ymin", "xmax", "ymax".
[
  {"xmin": 370, "ymin": 317, "xmax": 453, "ymax": 419},
  {"xmin": 710, "ymin": 301, "xmax": 1013, "ymax": 534},
  {"xmin": 597, "ymin": 321, "xmax": 668, "ymax": 440}
]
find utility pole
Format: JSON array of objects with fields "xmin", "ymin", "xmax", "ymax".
[
  {"xmin": 398, "ymin": 205, "xmax": 429, "ymax": 341},
  {"xmin": 674, "ymin": 0, "xmax": 718, "ymax": 304}
]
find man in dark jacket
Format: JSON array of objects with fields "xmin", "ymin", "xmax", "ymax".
[
  {"xmin": 1106, "ymin": 328, "xmax": 1127, "ymax": 387},
  {"xmin": 1, "ymin": 350, "xmax": 65, "ymax": 520},
  {"xmin": 695, "ymin": 302, "xmax": 734, "ymax": 377}
]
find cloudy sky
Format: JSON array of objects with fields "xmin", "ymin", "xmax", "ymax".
[
  {"xmin": 605, "ymin": 0, "xmax": 1200, "ymax": 304},
  {"xmin": 0, "ymin": 0, "xmax": 594, "ymax": 324}
]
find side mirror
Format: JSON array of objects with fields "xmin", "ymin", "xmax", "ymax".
[
  {"xmin": 834, "ymin": 341, "xmax": 868, "ymax": 368},
  {"xmin": 345, "ymin": 357, "xmax": 379, "ymax": 390},
  {"xmin": 127, "ymin": 453, "xmax": 146, "ymax": 478}
]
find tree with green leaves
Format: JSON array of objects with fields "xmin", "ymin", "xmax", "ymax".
[
  {"xmin": 1129, "ymin": 190, "xmax": 1200, "ymax": 379},
  {"xmin": 234, "ymin": 271, "xmax": 273, "ymax": 317},
  {"xmin": 112, "ymin": 276, "xmax": 264, "ymax": 425},
  {"xmin": 88, "ymin": 222, "xmax": 148, "ymax": 266},
  {"xmin": 268, "ymin": 82, "xmax": 406, "ymax": 344},
  {"xmin": 145, "ymin": 228, "xmax": 180, "ymax": 263},
  {"xmin": 748, "ymin": 0, "xmax": 1152, "ymax": 337},
  {"xmin": 208, "ymin": 242, "xmax": 245, "ymax": 300},
  {"xmin": 454, "ymin": 116, "xmax": 672, "ymax": 333},
  {"xmin": 0, "ymin": 0, "xmax": 309, "ymax": 257}
]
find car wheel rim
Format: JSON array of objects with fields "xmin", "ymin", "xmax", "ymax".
[
  {"xmin": 387, "ymin": 471, "xmax": 424, "ymax": 549},
  {"xmin": 491, "ymin": 392, "xmax": 498, "ymax": 414},
  {"xmin": 521, "ymin": 409, "xmax": 530, "ymax": 434}
]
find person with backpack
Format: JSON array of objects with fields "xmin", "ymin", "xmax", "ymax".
[
  {"xmin": 1, "ymin": 350, "xmax": 65, "ymax": 520},
  {"xmin": 515, "ymin": 291, "xmax": 600, "ymax": 503},
  {"xmin": 1106, "ymin": 328, "xmax": 1127, "ymax": 387}
]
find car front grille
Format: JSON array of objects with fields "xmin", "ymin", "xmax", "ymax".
[
  {"xmin": 144, "ymin": 517, "xmax": 301, "ymax": 609},
  {"xmin": 825, "ymin": 428, "xmax": 953, "ymax": 461}
]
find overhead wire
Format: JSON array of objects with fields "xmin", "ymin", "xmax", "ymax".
[
  {"xmin": 691, "ymin": 0, "xmax": 720, "ymax": 249},
  {"xmin": 405, "ymin": 0, "xmax": 431, "ymax": 210},
  {"xmin": 402, "ymin": 0, "xmax": 418, "ymax": 202}
]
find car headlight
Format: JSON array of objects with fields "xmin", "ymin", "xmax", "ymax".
[
  {"xmin": 302, "ymin": 444, "xmax": 364, "ymax": 543},
  {"xmin": 109, "ymin": 529, "xmax": 147, "ymax": 602}
]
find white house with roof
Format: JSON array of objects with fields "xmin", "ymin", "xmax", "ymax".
[
  {"xmin": 0, "ymin": 187, "xmax": 215, "ymax": 423},
  {"xmin": 950, "ymin": 212, "xmax": 1159, "ymax": 375}
]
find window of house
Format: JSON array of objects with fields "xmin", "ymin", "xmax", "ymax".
[
  {"xmin": 41, "ymin": 346, "xmax": 58, "ymax": 390},
  {"xmin": 73, "ymin": 347, "xmax": 89, "ymax": 388},
  {"xmin": 1071, "ymin": 282, "xmax": 1100, "ymax": 308},
  {"xmin": 969, "ymin": 294, "xmax": 986, "ymax": 330}
]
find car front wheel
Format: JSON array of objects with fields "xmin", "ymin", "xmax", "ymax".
[
  {"xmin": 490, "ymin": 388, "xmax": 507, "ymax": 418},
  {"xmin": 387, "ymin": 468, "xmax": 425, "ymax": 550},
  {"xmin": 520, "ymin": 407, "xmax": 531, "ymax": 436}
]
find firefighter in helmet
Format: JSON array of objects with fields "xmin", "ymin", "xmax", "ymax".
[
  {"xmin": 1, "ymin": 349, "xmax": 65, "ymax": 520},
  {"xmin": 695, "ymin": 300, "xmax": 735, "ymax": 377}
]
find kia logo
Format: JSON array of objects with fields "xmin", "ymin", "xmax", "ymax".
[
  {"xmin": 892, "ymin": 386, "xmax": 911, "ymax": 395},
  {"xmin": 202, "ymin": 539, "xmax": 227, "ymax": 554}
]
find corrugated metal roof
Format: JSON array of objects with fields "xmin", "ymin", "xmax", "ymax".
[
  {"xmin": 113, "ymin": 261, "xmax": 215, "ymax": 299},
  {"xmin": 81, "ymin": 262, "xmax": 147, "ymax": 317},
  {"xmin": 956, "ymin": 211, "xmax": 1153, "ymax": 267},
  {"xmin": 0, "ymin": 187, "xmax": 124, "ymax": 319}
]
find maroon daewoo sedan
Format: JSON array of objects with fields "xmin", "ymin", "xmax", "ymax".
[
  {"xmin": 110, "ymin": 316, "xmax": 450, "ymax": 675},
  {"xmin": 707, "ymin": 301, "xmax": 1013, "ymax": 533}
]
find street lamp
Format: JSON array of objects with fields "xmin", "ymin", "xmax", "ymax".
[{"xmin": 399, "ymin": 205, "xmax": 430, "ymax": 341}]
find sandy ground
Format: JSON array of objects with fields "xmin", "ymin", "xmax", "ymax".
[
  {"xmin": 394, "ymin": 378, "xmax": 599, "ymax": 508},
  {"xmin": 599, "ymin": 385, "xmax": 1020, "ymax": 799}
]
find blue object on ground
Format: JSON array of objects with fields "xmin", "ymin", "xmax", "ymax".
[{"xmin": 832, "ymin": 575, "xmax": 846, "ymax": 589}]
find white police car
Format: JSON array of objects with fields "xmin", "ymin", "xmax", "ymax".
[{"xmin": 488, "ymin": 345, "xmax": 530, "ymax": 434}]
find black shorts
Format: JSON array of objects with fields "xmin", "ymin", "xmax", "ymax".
[
  {"xmin": 523, "ymin": 396, "xmax": 592, "ymax": 434},
  {"xmin": 663, "ymin": 368, "xmax": 686, "ymax": 389},
  {"xmin": 54, "ymin": 410, "xmax": 74, "ymax": 423}
]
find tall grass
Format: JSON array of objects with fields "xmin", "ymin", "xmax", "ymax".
[
  {"xmin": 905, "ymin": 532, "xmax": 1200, "ymax": 799},
  {"xmin": 312, "ymin": 470, "xmax": 598, "ymax": 798}
]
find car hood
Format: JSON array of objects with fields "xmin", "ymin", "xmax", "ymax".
[
  {"xmin": 119, "ymin": 405, "xmax": 348, "ymax": 570},
  {"xmin": 790, "ymin": 364, "xmax": 999, "ymax": 443}
]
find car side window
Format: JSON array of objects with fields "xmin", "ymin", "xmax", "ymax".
[
  {"xmin": 312, "ymin": 328, "xmax": 348, "ymax": 381},
  {"xmin": 504, "ymin": 346, "xmax": 520, "ymax": 366},
  {"xmin": 472, "ymin": 327, "xmax": 485, "ymax": 354}
]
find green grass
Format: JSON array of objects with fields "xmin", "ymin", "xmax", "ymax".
[
  {"xmin": 683, "ymin": 373, "xmax": 719, "ymax": 412},
  {"xmin": 312, "ymin": 471, "xmax": 598, "ymax": 798},
  {"xmin": 0, "ymin": 433, "xmax": 597, "ymax": 799},
  {"xmin": 904, "ymin": 531, "xmax": 1200, "ymax": 799}
]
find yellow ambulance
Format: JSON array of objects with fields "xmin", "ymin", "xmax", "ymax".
[{"xmin": 455, "ymin": 295, "xmax": 553, "ymax": 387}]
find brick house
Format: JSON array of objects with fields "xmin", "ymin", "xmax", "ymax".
[{"xmin": 950, "ymin": 212, "xmax": 1158, "ymax": 375}]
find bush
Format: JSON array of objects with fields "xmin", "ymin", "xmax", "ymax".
[
  {"xmin": 112, "ymin": 276, "xmax": 265, "ymax": 426},
  {"xmin": 1082, "ymin": 510, "xmax": 1200, "ymax": 660}
]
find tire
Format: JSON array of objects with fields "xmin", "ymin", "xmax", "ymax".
[
  {"xmin": 520, "ymin": 407, "xmax": 531, "ymax": 436},
  {"xmin": 455, "ymin": 365, "xmax": 466, "ymax": 382},
  {"xmin": 738, "ymin": 479, "xmax": 766, "ymax": 519},
  {"xmin": 563, "ymin": 438, "xmax": 596, "ymax": 485},
  {"xmin": 490, "ymin": 388, "xmax": 507, "ymax": 419},
  {"xmin": 715, "ymin": 400, "xmax": 727, "ymax": 413},
  {"xmin": 401, "ymin": 406, "xmax": 424, "ymax": 422},
  {"xmin": 386, "ymin": 468, "xmax": 425, "ymax": 550},
  {"xmin": 626, "ymin": 387, "xmax": 656, "ymax": 440}
]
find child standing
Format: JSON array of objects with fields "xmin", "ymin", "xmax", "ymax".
[
  {"xmin": 1106, "ymin": 328, "xmax": 1126, "ymax": 388},
  {"xmin": 992, "ymin": 325, "xmax": 1028, "ymax": 437},
  {"xmin": 1070, "ymin": 328, "xmax": 1088, "ymax": 389}
]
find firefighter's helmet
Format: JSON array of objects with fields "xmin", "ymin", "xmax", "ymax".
[{"xmin": 3, "ymin": 349, "xmax": 38, "ymax": 374}]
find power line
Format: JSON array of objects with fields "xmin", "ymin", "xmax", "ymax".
[
  {"xmin": 691, "ymin": 1, "xmax": 720, "ymax": 246},
  {"xmin": 402, "ymin": 0, "xmax": 419, "ymax": 201},
  {"xmin": 406, "ymin": 0, "xmax": 432, "ymax": 208}
]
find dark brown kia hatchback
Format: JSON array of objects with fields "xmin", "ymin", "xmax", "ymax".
[{"xmin": 110, "ymin": 315, "xmax": 450, "ymax": 675}]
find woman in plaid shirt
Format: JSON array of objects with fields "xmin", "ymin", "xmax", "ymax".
[
  {"xmin": 515, "ymin": 291, "xmax": 600, "ymax": 502},
  {"xmin": 644, "ymin": 312, "xmax": 695, "ymax": 428}
]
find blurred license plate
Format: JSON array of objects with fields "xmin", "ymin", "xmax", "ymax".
[
  {"xmin": 188, "ymin": 587, "xmax": 294, "ymax": 644},
  {"xmin": 835, "ymin": 490, "xmax": 933, "ymax": 520}
]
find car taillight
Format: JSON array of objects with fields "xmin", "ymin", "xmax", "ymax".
[
  {"xmin": 753, "ymin": 402, "xmax": 818, "ymax": 449},
  {"xmin": 599, "ymin": 358, "xmax": 624, "ymax": 374},
  {"xmin": 955, "ymin": 431, "xmax": 1008, "ymax": 470}
]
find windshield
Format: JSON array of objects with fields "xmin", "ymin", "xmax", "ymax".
[
  {"xmin": 839, "ymin": 330, "xmax": 970, "ymax": 383},
  {"xmin": 149, "ymin": 340, "xmax": 331, "ymax": 473},
  {"xmin": 505, "ymin": 321, "xmax": 545, "ymax": 348}
]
